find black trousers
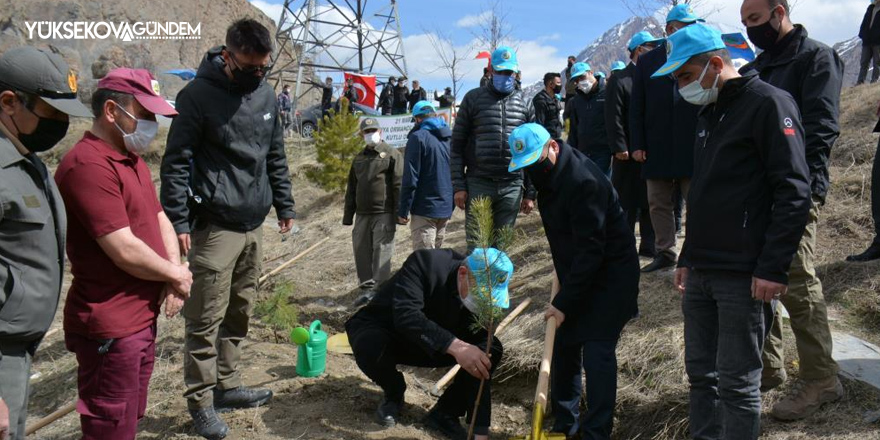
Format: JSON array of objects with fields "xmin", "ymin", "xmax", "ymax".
[
  {"xmin": 347, "ymin": 321, "xmax": 502, "ymax": 434},
  {"xmin": 625, "ymin": 208, "xmax": 655, "ymax": 254},
  {"xmin": 873, "ymin": 138, "xmax": 880, "ymax": 244}
]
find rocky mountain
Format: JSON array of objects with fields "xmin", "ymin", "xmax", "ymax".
[
  {"xmin": 834, "ymin": 36, "xmax": 863, "ymax": 88},
  {"xmin": 522, "ymin": 15, "xmax": 661, "ymax": 100},
  {"xmin": 0, "ymin": 0, "xmax": 282, "ymax": 102}
]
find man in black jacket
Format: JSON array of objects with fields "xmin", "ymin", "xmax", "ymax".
[
  {"xmin": 343, "ymin": 77, "xmax": 359, "ymax": 113},
  {"xmin": 562, "ymin": 55, "xmax": 577, "ymax": 102},
  {"xmin": 508, "ymin": 123, "xmax": 639, "ymax": 440},
  {"xmin": 407, "ymin": 80, "xmax": 428, "ymax": 112},
  {"xmin": 160, "ymin": 19, "xmax": 295, "ymax": 439},
  {"xmin": 567, "ymin": 62, "xmax": 612, "ymax": 177},
  {"xmin": 606, "ymin": 32, "xmax": 662, "ymax": 258},
  {"xmin": 452, "ymin": 46, "xmax": 536, "ymax": 251},
  {"xmin": 740, "ymin": 0, "xmax": 845, "ymax": 419},
  {"xmin": 859, "ymin": 0, "xmax": 880, "ymax": 84},
  {"xmin": 533, "ymin": 72, "xmax": 563, "ymax": 139},
  {"xmin": 346, "ymin": 248, "xmax": 511, "ymax": 440},
  {"xmin": 392, "ymin": 78, "xmax": 410, "ymax": 115},
  {"xmin": 848, "ymin": 109, "xmax": 880, "ymax": 262},
  {"xmin": 377, "ymin": 77, "xmax": 396, "ymax": 115},
  {"xmin": 310, "ymin": 76, "xmax": 334, "ymax": 118},
  {"xmin": 630, "ymin": 4, "xmax": 703, "ymax": 273},
  {"xmin": 662, "ymin": 24, "xmax": 811, "ymax": 439},
  {"xmin": 434, "ymin": 87, "xmax": 455, "ymax": 109}
]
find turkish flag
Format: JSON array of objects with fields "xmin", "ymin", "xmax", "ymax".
[{"xmin": 344, "ymin": 73, "xmax": 377, "ymax": 108}]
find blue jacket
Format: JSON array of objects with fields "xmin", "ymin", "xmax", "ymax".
[{"xmin": 399, "ymin": 117, "xmax": 454, "ymax": 219}]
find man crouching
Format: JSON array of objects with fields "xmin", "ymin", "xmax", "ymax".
[{"xmin": 346, "ymin": 248, "xmax": 512, "ymax": 440}]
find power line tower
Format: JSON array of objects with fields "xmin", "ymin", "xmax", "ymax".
[{"xmin": 270, "ymin": 0, "xmax": 409, "ymax": 111}]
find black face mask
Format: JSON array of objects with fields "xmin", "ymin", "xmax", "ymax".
[
  {"xmin": 11, "ymin": 109, "xmax": 69, "ymax": 153},
  {"xmin": 747, "ymin": 11, "xmax": 780, "ymax": 51},
  {"xmin": 526, "ymin": 155, "xmax": 555, "ymax": 191},
  {"xmin": 552, "ymin": 85, "xmax": 562, "ymax": 94},
  {"xmin": 231, "ymin": 67, "xmax": 263, "ymax": 94}
]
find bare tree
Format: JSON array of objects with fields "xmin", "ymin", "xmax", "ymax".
[
  {"xmin": 470, "ymin": 0, "xmax": 514, "ymax": 52},
  {"xmin": 423, "ymin": 27, "xmax": 471, "ymax": 100}
]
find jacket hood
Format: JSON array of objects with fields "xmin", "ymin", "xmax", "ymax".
[
  {"xmin": 196, "ymin": 46, "xmax": 233, "ymax": 89},
  {"xmin": 420, "ymin": 117, "xmax": 452, "ymax": 138}
]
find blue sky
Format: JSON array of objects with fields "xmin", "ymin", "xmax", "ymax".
[{"xmin": 251, "ymin": 0, "xmax": 866, "ymax": 99}]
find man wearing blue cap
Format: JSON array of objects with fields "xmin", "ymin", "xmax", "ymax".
[
  {"xmin": 508, "ymin": 123, "xmax": 639, "ymax": 439},
  {"xmin": 606, "ymin": 31, "xmax": 662, "ymax": 259},
  {"xmin": 656, "ymin": 23, "xmax": 811, "ymax": 439},
  {"xmin": 630, "ymin": 4, "xmax": 704, "ymax": 273},
  {"xmin": 346, "ymin": 248, "xmax": 511, "ymax": 440},
  {"xmin": 610, "ymin": 61, "xmax": 627, "ymax": 73},
  {"xmin": 740, "ymin": 0, "xmax": 845, "ymax": 418},
  {"xmin": 567, "ymin": 62, "xmax": 613, "ymax": 177},
  {"xmin": 399, "ymin": 101, "xmax": 454, "ymax": 251},
  {"xmin": 452, "ymin": 46, "xmax": 535, "ymax": 251}
]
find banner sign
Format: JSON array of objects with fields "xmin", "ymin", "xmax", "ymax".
[{"xmin": 359, "ymin": 108, "xmax": 454, "ymax": 147}]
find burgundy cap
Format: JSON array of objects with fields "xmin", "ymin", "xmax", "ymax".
[{"xmin": 97, "ymin": 68, "xmax": 178, "ymax": 116}]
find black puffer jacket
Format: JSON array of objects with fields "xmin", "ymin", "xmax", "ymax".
[
  {"xmin": 451, "ymin": 84, "xmax": 535, "ymax": 195},
  {"xmin": 740, "ymin": 25, "xmax": 844, "ymax": 203},
  {"xmin": 533, "ymin": 89, "xmax": 563, "ymax": 139},
  {"xmin": 568, "ymin": 78, "xmax": 610, "ymax": 156}
]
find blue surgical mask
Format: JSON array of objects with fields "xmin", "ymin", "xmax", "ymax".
[{"xmin": 492, "ymin": 74, "xmax": 515, "ymax": 94}]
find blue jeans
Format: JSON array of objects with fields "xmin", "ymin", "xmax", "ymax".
[
  {"xmin": 585, "ymin": 152, "xmax": 612, "ymax": 178},
  {"xmin": 682, "ymin": 270, "xmax": 773, "ymax": 440},
  {"xmin": 465, "ymin": 176, "xmax": 523, "ymax": 251},
  {"xmin": 550, "ymin": 337, "xmax": 619, "ymax": 440}
]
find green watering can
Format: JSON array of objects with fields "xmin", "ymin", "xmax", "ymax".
[{"xmin": 290, "ymin": 320, "xmax": 327, "ymax": 377}]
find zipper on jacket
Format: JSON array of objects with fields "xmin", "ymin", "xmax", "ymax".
[
  {"xmin": 742, "ymin": 210, "xmax": 748, "ymax": 228},
  {"xmin": 501, "ymin": 98, "xmax": 507, "ymax": 150}
]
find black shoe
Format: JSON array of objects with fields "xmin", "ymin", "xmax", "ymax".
[
  {"xmin": 641, "ymin": 254, "xmax": 676, "ymax": 273},
  {"xmin": 846, "ymin": 245, "xmax": 880, "ymax": 262},
  {"xmin": 213, "ymin": 386, "xmax": 273, "ymax": 412},
  {"xmin": 423, "ymin": 407, "xmax": 467, "ymax": 440},
  {"xmin": 376, "ymin": 397, "xmax": 402, "ymax": 427},
  {"xmin": 638, "ymin": 247, "xmax": 657, "ymax": 259},
  {"xmin": 353, "ymin": 289, "xmax": 376, "ymax": 307},
  {"xmin": 189, "ymin": 407, "xmax": 229, "ymax": 440}
]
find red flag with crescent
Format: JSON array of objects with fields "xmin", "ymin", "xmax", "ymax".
[{"xmin": 344, "ymin": 73, "xmax": 377, "ymax": 108}]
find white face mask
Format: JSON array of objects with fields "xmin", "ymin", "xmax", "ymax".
[
  {"xmin": 679, "ymin": 60, "xmax": 720, "ymax": 106},
  {"xmin": 113, "ymin": 102, "xmax": 158, "ymax": 154},
  {"xmin": 462, "ymin": 292, "xmax": 479, "ymax": 314},
  {"xmin": 577, "ymin": 77, "xmax": 595, "ymax": 93},
  {"xmin": 364, "ymin": 131, "xmax": 381, "ymax": 146}
]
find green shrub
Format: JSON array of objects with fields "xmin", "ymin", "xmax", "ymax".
[
  {"xmin": 306, "ymin": 98, "xmax": 363, "ymax": 192},
  {"xmin": 254, "ymin": 282, "xmax": 299, "ymax": 343}
]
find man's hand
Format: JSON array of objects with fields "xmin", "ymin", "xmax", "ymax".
[
  {"xmin": 177, "ymin": 233, "xmax": 191, "ymax": 257},
  {"xmin": 674, "ymin": 267, "xmax": 688, "ymax": 295},
  {"xmin": 520, "ymin": 198, "xmax": 535, "ymax": 215},
  {"xmin": 751, "ymin": 277, "xmax": 787, "ymax": 303},
  {"xmin": 632, "ymin": 150, "xmax": 647, "ymax": 163},
  {"xmin": 545, "ymin": 305, "xmax": 565, "ymax": 328},
  {"xmin": 447, "ymin": 339, "xmax": 491, "ymax": 380},
  {"xmin": 0, "ymin": 397, "xmax": 8, "ymax": 440},
  {"xmin": 278, "ymin": 218, "xmax": 294, "ymax": 234},
  {"xmin": 454, "ymin": 191, "xmax": 468, "ymax": 210},
  {"xmin": 171, "ymin": 262, "xmax": 193, "ymax": 298},
  {"xmin": 614, "ymin": 151, "xmax": 630, "ymax": 161},
  {"xmin": 397, "ymin": 216, "xmax": 410, "ymax": 225},
  {"xmin": 160, "ymin": 285, "xmax": 185, "ymax": 318}
]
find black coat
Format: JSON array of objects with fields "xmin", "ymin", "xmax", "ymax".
[
  {"xmin": 605, "ymin": 63, "xmax": 648, "ymax": 211},
  {"xmin": 740, "ymin": 25, "xmax": 844, "ymax": 203},
  {"xmin": 568, "ymin": 78, "xmax": 610, "ymax": 157},
  {"xmin": 681, "ymin": 73, "xmax": 811, "ymax": 284},
  {"xmin": 629, "ymin": 41, "xmax": 700, "ymax": 180},
  {"xmin": 407, "ymin": 88, "xmax": 428, "ymax": 112},
  {"xmin": 533, "ymin": 143, "xmax": 639, "ymax": 341},
  {"xmin": 377, "ymin": 84, "xmax": 394, "ymax": 113},
  {"xmin": 533, "ymin": 89, "xmax": 563, "ymax": 139},
  {"xmin": 393, "ymin": 85, "xmax": 410, "ymax": 111},
  {"xmin": 451, "ymin": 83, "xmax": 536, "ymax": 197},
  {"xmin": 861, "ymin": 5, "xmax": 880, "ymax": 46},
  {"xmin": 435, "ymin": 91, "xmax": 455, "ymax": 108},
  {"xmin": 345, "ymin": 249, "xmax": 479, "ymax": 356}
]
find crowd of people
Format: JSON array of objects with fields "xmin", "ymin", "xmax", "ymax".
[{"xmin": 1, "ymin": 1, "xmax": 880, "ymax": 440}]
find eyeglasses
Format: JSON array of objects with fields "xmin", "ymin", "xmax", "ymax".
[{"xmin": 227, "ymin": 51, "xmax": 271, "ymax": 76}]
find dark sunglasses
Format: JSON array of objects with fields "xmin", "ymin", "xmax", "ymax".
[{"xmin": 227, "ymin": 51, "xmax": 271, "ymax": 76}]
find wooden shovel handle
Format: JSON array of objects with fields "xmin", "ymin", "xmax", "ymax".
[{"xmin": 535, "ymin": 272, "xmax": 561, "ymax": 410}]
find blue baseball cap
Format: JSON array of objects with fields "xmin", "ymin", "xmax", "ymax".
[
  {"xmin": 508, "ymin": 123, "xmax": 552, "ymax": 172},
  {"xmin": 412, "ymin": 100, "xmax": 436, "ymax": 117},
  {"xmin": 627, "ymin": 31, "xmax": 664, "ymax": 51},
  {"xmin": 652, "ymin": 23, "xmax": 725, "ymax": 78},
  {"xmin": 611, "ymin": 61, "xmax": 627, "ymax": 71},
  {"xmin": 666, "ymin": 3, "xmax": 704, "ymax": 24},
  {"xmin": 466, "ymin": 248, "xmax": 513, "ymax": 309},
  {"xmin": 491, "ymin": 46, "xmax": 519, "ymax": 73},
  {"xmin": 570, "ymin": 62, "xmax": 591, "ymax": 79}
]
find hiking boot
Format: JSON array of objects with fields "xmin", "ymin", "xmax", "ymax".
[
  {"xmin": 189, "ymin": 407, "xmax": 229, "ymax": 440},
  {"xmin": 213, "ymin": 386, "xmax": 273, "ymax": 412},
  {"xmin": 846, "ymin": 244, "xmax": 880, "ymax": 262},
  {"xmin": 761, "ymin": 367, "xmax": 788, "ymax": 393},
  {"xmin": 770, "ymin": 375, "xmax": 844, "ymax": 421},
  {"xmin": 641, "ymin": 254, "xmax": 676, "ymax": 273},
  {"xmin": 376, "ymin": 397, "xmax": 402, "ymax": 427},
  {"xmin": 423, "ymin": 407, "xmax": 467, "ymax": 440}
]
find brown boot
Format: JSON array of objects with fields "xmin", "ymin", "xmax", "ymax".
[
  {"xmin": 770, "ymin": 375, "xmax": 844, "ymax": 421},
  {"xmin": 761, "ymin": 367, "xmax": 787, "ymax": 393}
]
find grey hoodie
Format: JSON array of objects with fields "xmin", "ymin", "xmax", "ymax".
[{"xmin": 161, "ymin": 46, "xmax": 295, "ymax": 233}]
